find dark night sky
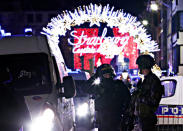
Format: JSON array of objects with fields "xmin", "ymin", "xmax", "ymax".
[
  {"xmin": 33, "ymin": 0, "xmax": 148, "ymax": 16},
  {"xmin": 1, "ymin": 0, "xmax": 148, "ymax": 17}
]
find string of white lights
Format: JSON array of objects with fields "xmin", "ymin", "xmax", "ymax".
[
  {"xmin": 41, "ymin": 3, "xmax": 160, "ymax": 54},
  {"xmin": 41, "ymin": 3, "xmax": 162, "ymax": 77}
]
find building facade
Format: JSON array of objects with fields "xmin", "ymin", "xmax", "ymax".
[
  {"xmin": 0, "ymin": 10, "xmax": 59, "ymax": 35},
  {"xmin": 171, "ymin": 0, "xmax": 183, "ymax": 75},
  {"xmin": 144, "ymin": 0, "xmax": 183, "ymax": 76},
  {"xmin": 160, "ymin": 0, "xmax": 183, "ymax": 75}
]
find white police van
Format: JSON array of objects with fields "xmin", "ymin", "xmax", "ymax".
[
  {"xmin": 156, "ymin": 76, "xmax": 183, "ymax": 130},
  {"xmin": 0, "ymin": 35, "xmax": 76, "ymax": 131}
]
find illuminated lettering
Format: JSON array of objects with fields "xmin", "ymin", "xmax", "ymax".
[
  {"xmin": 68, "ymin": 31, "xmax": 87, "ymax": 46},
  {"xmin": 73, "ymin": 47, "xmax": 97, "ymax": 53},
  {"xmin": 68, "ymin": 28, "xmax": 130, "ymax": 54},
  {"xmin": 100, "ymin": 27, "xmax": 107, "ymax": 43}
]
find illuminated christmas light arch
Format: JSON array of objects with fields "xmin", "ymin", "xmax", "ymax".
[
  {"xmin": 42, "ymin": 3, "xmax": 159, "ymax": 53},
  {"xmin": 42, "ymin": 3, "xmax": 161, "ymax": 76}
]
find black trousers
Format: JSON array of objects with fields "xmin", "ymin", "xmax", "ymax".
[
  {"xmin": 138, "ymin": 115, "xmax": 157, "ymax": 131},
  {"xmin": 98, "ymin": 111, "xmax": 121, "ymax": 131}
]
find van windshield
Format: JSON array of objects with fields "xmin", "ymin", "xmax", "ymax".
[{"xmin": 0, "ymin": 53, "xmax": 52, "ymax": 95}]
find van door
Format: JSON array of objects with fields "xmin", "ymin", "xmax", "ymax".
[
  {"xmin": 53, "ymin": 59, "xmax": 76, "ymax": 131},
  {"xmin": 156, "ymin": 76, "xmax": 183, "ymax": 130}
]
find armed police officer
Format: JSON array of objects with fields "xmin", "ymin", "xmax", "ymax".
[
  {"xmin": 129, "ymin": 54, "xmax": 164, "ymax": 131},
  {"xmin": 85, "ymin": 64, "xmax": 131, "ymax": 131}
]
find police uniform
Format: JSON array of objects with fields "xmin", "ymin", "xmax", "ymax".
[
  {"xmin": 85, "ymin": 64, "xmax": 131, "ymax": 131},
  {"xmin": 134, "ymin": 71, "xmax": 163, "ymax": 131},
  {"xmin": 130, "ymin": 55, "xmax": 164, "ymax": 131}
]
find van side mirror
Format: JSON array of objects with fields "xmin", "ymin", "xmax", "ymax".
[{"xmin": 61, "ymin": 76, "xmax": 76, "ymax": 99}]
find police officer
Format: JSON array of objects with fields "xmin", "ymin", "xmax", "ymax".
[
  {"xmin": 130, "ymin": 55, "xmax": 164, "ymax": 131},
  {"xmin": 85, "ymin": 64, "xmax": 131, "ymax": 131}
]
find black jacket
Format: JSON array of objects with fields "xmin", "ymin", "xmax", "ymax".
[
  {"xmin": 132, "ymin": 71, "xmax": 164, "ymax": 118},
  {"xmin": 85, "ymin": 75, "xmax": 131, "ymax": 115}
]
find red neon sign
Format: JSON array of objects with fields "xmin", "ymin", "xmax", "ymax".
[{"xmin": 72, "ymin": 28, "xmax": 138, "ymax": 71}]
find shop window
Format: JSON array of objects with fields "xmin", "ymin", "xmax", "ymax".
[
  {"xmin": 179, "ymin": 12, "xmax": 183, "ymax": 31},
  {"xmin": 172, "ymin": 14, "xmax": 178, "ymax": 34},
  {"xmin": 180, "ymin": 46, "xmax": 183, "ymax": 64},
  {"xmin": 173, "ymin": 45, "xmax": 180, "ymax": 74}
]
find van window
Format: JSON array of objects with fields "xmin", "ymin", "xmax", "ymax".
[
  {"xmin": 0, "ymin": 53, "xmax": 52, "ymax": 95},
  {"xmin": 161, "ymin": 80, "xmax": 177, "ymax": 98}
]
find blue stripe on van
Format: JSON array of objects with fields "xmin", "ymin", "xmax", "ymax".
[{"xmin": 156, "ymin": 105, "xmax": 183, "ymax": 115}]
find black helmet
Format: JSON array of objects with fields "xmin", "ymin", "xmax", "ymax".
[
  {"xmin": 136, "ymin": 54, "xmax": 155, "ymax": 69},
  {"xmin": 96, "ymin": 64, "xmax": 116, "ymax": 77}
]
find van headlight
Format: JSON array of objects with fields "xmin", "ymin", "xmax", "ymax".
[
  {"xmin": 77, "ymin": 103, "xmax": 89, "ymax": 117},
  {"xmin": 29, "ymin": 108, "xmax": 55, "ymax": 131}
]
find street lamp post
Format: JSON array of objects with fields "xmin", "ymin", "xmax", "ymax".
[{"xmin": 150, "ymin": 0, "xmax": 173, "ymax": 75}]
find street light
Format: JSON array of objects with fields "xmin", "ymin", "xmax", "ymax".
[
  {"xmin": 150, "ymin": 1, "xmax": 159, "ymax": 11},
  {"xmin": 150, "ymin": 0, "xmax": 171, "ymax": 11},
  {"xmin": 142, "ymin": 20, "xmax": 149, "ymax": 26},
  {"xmin": 149, "ymin": 0, "xmax": 173, "ymax": 74}
]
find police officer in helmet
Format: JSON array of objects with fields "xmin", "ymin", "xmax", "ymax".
[
  {"xmin": 85, "ymin": 64, "xmax": 131, "ymax": 131},
  {"xmin": 130, "ymin": 54, "xmax": 164, "ymax": 131}
]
